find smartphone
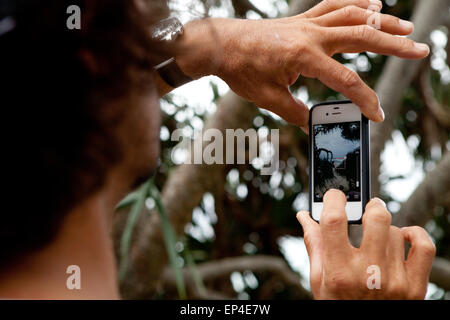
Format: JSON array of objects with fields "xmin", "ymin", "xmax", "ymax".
[{"xmin": 309, "ymin": 100, "xmax": 370, "ymax": 224}]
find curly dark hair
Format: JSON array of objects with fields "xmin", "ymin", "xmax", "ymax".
[{"xmin": 0, "ymin": 0, "xmax": 168, "ymax": 266}]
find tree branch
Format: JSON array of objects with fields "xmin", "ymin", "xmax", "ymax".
[
  {"xmin": 419, "ymin": 64, "xmax": 450, "ymax": 128},
  {"xmin": 120, "ymin": 0, "xmax": 321, "ymax": 299},
  {"xmin": 392, "ymin": 152, "xmax": 450, "ymax": 227},
  {"xmin": 120, "ymin": 0, "xmax": 450, "ymax": 299},
  {"xmin": 120, "ymin": 93, "xmax": 257, "ymax": 298},
  {"xmin": 162, "ymin": 255, "xmax": 312, "ymax": 299},
  {"xmin": 231, "ymin": 0, "xmax": 268, "ymax": 19},
  {"xmin": 287, "ymin": 0, "xmax": 321, "ymax": 16},
  {"xmin": 370, "ymin": 0, "xmax": 449, "ymax": 195},
  {"xmin": 391, "ymin": 153, "xmax": 450, "ymax": 292}
]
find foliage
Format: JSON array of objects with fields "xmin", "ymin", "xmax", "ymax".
[{"xmin": 121, "ymin": 0, "xmax": 450, "ymax": 300}]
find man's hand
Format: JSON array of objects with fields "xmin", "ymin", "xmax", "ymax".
[
  {"xmin": 296, "ymin": 189, "xmax": 436, "ymax": 300},
  {"xmin": 175, "ymin": 0, "xmax": 429, "ymax": 127}
]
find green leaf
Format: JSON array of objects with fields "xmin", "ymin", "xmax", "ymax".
[
  {"xmin": 184, "ymin": 245, "xmax": 206, "ymax": 296},
  {"xmin": 118, "ymin": 180, "xmax": 151, "ymax": 281},
  {"xmin": 115, "ymin": 189, "xmax": 141, "ymax": 211},
  {"xmin": 117, "ymin": 178, "xmax": 187, "ymax": 299},
  {"xmin": 149, "ymin": 182, "xmax": 187, "ymax": 299}
]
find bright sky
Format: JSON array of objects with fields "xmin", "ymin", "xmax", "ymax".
[{"xmin": 315, "ymin": 124, "xmax": 360, "ymax": 160}]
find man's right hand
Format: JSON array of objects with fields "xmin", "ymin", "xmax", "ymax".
[
  {"xmin": 175, "ymin": 0, "xmax": 429, "ymax": 128},
  {"xmin": 296, "ymin": 189, "xmax": 436, "ymax": 299}
]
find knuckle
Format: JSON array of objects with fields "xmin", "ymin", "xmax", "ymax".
[
  {"xmin": 365, "ymin": 206, "xmax": 391, "ymax": 225},
  {"xmin": 287, "ymin": 40, "xmax": 308, "ymax": 62},
  {"xmin": 259, "ymin": 87, "xmax": 276, "ymax": 106},
  {"xmin": 342, "ymin": 5, "xmax": 359, "ymax": 19},
  {"xmin": 365, "ymin": 0, "xmax": 381, "ymax": 11},
  {"xmin": 341, "ymin": 69, "xmax": 361, "ymax": 89},
  {"xmin": 353, "ymin": 25, "xmax": 373, "ymax": 41},
  {"xmin": 410, "ymin": 225, "xmax": 424, "ymax": 234},
  {"xmin": 321, "ymin": 208, "xmax": 346, "ymax": 227},
  {"xmin": 341, "ymin": 6, "xmax": 353, "ymax": 19},
  {"xmin": 400, "ymin": 37, "xmax": 415, "ymax": 49},
  {"xmin": 323, "ymin": 0, "xmax": 335, "ymax": 9},
  {"xmin": 409, "ymin": 226, "xmax": 436, "ymax": 257},
  {"xmin": 417, "ymin": 239, "xmax": 436, "ymax": 258}
]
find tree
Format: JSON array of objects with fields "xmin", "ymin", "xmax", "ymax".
[{"xmin": 115, "ymin": 0, "xmax": 450, "ymax": 299}]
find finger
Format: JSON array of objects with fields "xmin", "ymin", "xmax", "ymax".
[
  {"xmin": 302, "ymin": 0, "xmax": 382, "ymax": 19},
  {"xmin": 402, "ymin": 226, "xmax": 436, "ymax": 298},
  {"xmin": 261, "ymin": 86, "xmax": 309, "ymax": 127},
  {"xmin": 297, "ymin": 211, "xmax": 324, "ymax": 289},
  {"xmin": 312, "ymin": 54, "xmax": 384, "ymax": 122},
  {"xmin": 320, "ymin": 189, "xmax": 353, "ymax": 267},
  {"xmin": 383, "ymin": 226, "xmax": 408, "ymax": 299},
  {"xmin": 328, "ymin": 25, "xmax": 430, "ymax": 59},
  {"xmin": 312, "ymin": 6, "xmax": 414, "ymax": 36},
  {"xmin": 387, "ymin": 226, "xmax": 406, "ymax": 273},
  {"xmin": 361, "ymin": 198, "xmax": 391, "ymax": 263}
]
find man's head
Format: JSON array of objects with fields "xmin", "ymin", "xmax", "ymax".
[{"xmin": 0, "ymin": 0, "xmax": 167, "ymax": 266}]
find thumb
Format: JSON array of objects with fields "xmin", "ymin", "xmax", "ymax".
[{"xmin": 296, "ymin": 211, "xmax": 324, "ymax": 290}]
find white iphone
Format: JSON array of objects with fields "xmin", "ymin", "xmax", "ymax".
[{"xmin": 309, "ymin": 100, "xmax": 370, "ymax": 224}]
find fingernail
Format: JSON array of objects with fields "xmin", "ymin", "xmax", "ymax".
[
  {"xmin": 377, "ymin": 106, "xmax": 385, "ymax": 122},
  {"xmin": 399, "ymin": 19, "xmax": 414, "ymax": 31},
  {"xmin": 414, "ymin": 42, "xmax": 430, "ymax": 54},
  {"xmin": 370, "ymin": 197, "xmax": 387, "ymax": 208},
  {"xmin": 370, "ymin": 0, "xmax": 383, "ymax": 9}
]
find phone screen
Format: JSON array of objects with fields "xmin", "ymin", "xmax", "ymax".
[{"xmin": 313, "ymin": 121, "xmax": 361, "ymax": 203}]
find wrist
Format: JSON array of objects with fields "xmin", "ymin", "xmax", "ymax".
[{"xmin": 174, "ymin": 18, "xmax": 234, "ymax": 80}]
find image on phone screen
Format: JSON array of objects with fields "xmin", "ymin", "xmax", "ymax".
[{"xmin": 313, "ymin": 121, "xmax": 361, "ymax": 203}]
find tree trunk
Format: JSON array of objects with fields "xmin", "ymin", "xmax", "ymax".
[
  {"xmin": 118, "ymin": 0, "xmax": 450, "ymax": 298},
  {"xmin": 393, "ymin": 152, "xmax": 450, "ymax": 228},
  {"xmin": 119, "ymin": 0, "xmax": 321, "ymax": 299},
  {"xmin": 370, "ymin": 0, "xmax": 449, "ymax": 195}
]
